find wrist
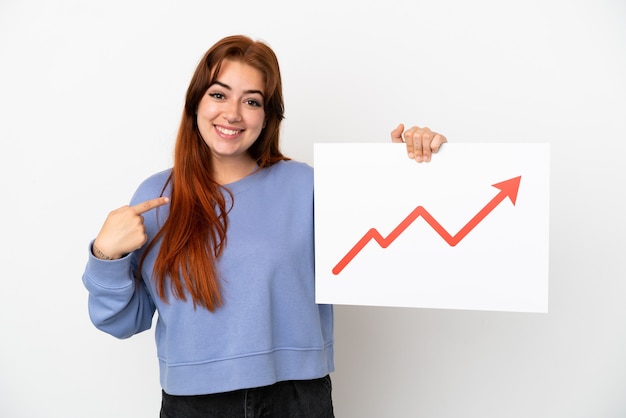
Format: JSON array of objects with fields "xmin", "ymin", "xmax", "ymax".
[{"xmin": 92, "ymin": 243, "xmax": 113, "ymax": 260}]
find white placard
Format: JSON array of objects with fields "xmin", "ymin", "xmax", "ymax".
[{"xmin": 314, "ymin": 143, "xmax": 550, "ymax": 313}]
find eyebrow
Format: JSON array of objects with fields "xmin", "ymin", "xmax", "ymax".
[{"xmin": 211, "ymin": 81, "xmax": 265, "ymax": 98}]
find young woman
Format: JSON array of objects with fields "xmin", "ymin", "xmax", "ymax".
[{"xmin": 82, "ymin": 34, "xmax": 446, "ymax": 417}]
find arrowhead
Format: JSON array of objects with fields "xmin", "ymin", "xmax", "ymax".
[{"xmin": 492, "ymin": 176, "xmax": 522, "ymax": 205}]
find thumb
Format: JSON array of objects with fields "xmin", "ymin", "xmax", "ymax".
[{"xmin": 390, "ymin": 123, "xmax": 405, "ymax": 143}]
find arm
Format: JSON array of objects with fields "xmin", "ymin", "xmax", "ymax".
[
  {"xmin": 82, "ymin": 250, "xmax": 155, "ymax": 339},
  {"xmin": 82, "ymin": 197, "xmax": 169, "ymax": 339}
]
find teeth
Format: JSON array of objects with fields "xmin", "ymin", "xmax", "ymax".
[{"xmin": 217, "ymin": 126, "xmax": 240, "ymax": 135}]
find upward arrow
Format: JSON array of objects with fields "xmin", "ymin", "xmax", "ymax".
[{"xmin": 332, "ymin": 176, "xmax": 522, "ymax": 275}]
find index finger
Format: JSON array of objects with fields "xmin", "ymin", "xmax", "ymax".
[
  {"xmin": 402, "ymin": 126, "xmax": 416, "ymax": 159},
  {"xmin": 131, "ymin": 196, "xmax": 170, "ymax": 214}
]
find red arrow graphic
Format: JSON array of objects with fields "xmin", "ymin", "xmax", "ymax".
[{"xmin": 332, "ymin": 176, "xmax": 522, "ymax": 275}]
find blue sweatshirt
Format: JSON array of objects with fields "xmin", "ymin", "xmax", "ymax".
[{"xmin": 82, "ymin": 160, "xmax": 334, "ymax": 396}]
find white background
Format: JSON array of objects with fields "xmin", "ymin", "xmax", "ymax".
[{"xmin": 1, "ymin": 0, "xmax": 625, "ymax": 417}]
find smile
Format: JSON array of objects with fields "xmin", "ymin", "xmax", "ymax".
[{"xmin": 216, "ymin": 126, "xmax": 242, "ymax": 136}]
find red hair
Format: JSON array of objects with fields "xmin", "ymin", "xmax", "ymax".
[{"xmin": 140, "ymin": 35, "xmax": 288, "ymax": 311}]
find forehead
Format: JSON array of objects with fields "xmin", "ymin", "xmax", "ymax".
[{"xmin": 212, "ymin": 59, "xmax": 265, "ymax": 91}]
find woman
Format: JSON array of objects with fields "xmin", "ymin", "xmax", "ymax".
[{"xmin": 83, "ymin": 34, "xmax": 446, "ymax": 417}]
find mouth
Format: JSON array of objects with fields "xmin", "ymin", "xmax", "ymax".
[{"xmin": 215, "ymin": 125, "xmax": 243, "ymax": 136}]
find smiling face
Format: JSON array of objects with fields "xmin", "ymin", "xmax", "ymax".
[{"xmin": 196, "ymin": 59, "xmax": 266, "ymax": 181}]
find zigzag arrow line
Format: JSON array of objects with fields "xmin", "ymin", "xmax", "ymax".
[{"xmin": 332, "ymin": 176, "xmax": 522, "ymax": 275}]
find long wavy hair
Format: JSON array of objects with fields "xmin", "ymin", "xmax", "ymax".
[{"xmin": 140, "ymin": 35, "xmax": 288, "ymax": 311}]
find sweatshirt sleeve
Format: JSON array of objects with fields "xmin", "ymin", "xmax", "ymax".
[{"xmin": 82, "ymin": 242, "xmax": 156, "ymax": 339}]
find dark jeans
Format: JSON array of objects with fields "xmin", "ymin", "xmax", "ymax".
[{"xmin": 160, "ymin": 375, "xmax": 334, "ymax": 418}]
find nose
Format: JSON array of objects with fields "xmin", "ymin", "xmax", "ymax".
[{"xmin": 222, "ymin": 100, "xmax": 242, "ymax": 124}]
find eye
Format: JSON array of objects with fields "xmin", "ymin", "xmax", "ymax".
[
  {"xmin": 208, "ymin": 92, "xmax": 225, "ymax": 100},
  {"xmin": 246, "ymin": 99, "xmax": 263, "ymax": 108}
]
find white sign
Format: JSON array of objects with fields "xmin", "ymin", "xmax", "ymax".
[{"xmin": 314, "ymin": 143, "xmax": 550, "ymax": 313}]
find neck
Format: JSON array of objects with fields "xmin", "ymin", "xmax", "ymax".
[{"xmin": 212, "ymin": 155, "xmax": 258, "ymax": 185}]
